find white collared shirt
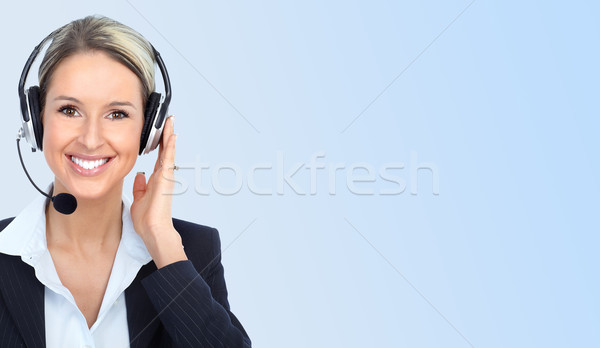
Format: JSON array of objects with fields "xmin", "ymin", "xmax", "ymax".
[{"xmin": 0, "ymin": 185, "xmax": 153, "ymax": 348}]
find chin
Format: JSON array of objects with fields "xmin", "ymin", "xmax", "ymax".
[
  {"xmin": 55, "ymin": 167, "xmax": 126, "ymax": 201},
  {"xmin": 74, "ymin": 185, "xmax": 114, "ymax": 201},
  {"xmin": 61, "ymin": 179, "xmax": 120, "ymax": 202}
]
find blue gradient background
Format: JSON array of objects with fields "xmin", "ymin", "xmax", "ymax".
[{"xmin": 1, "ymin": 1, "xmax": 598, "ymax": 347}]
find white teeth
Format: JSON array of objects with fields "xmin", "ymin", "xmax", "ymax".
[{"xmin": 70, "ymin": 156, "xmax": 109, "ymax": 170}]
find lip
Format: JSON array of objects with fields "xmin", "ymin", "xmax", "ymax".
[{"xmin": 66, "ymin": 154, "xmax": 114, "ymax": 177}]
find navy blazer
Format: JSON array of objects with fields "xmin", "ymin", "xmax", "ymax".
[{"xmin": 0, "ymin": 217, "xmax": 251, "ymax": 347}]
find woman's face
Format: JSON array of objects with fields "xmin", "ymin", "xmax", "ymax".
[{"xmin": 42, "ymin": 50, "xmax": 145, "ymax": 201}]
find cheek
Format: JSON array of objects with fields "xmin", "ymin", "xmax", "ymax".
[
  {"xmin": 41, "ymin": 116, "xmax": 65, "ymax": 155},
  {"xmin": 112, "ymin": 120, "xmax": 144, "ymax": 157},
  {"xmin": 41, "ymin": 117, "xmax": 68, "ymax": 174}
]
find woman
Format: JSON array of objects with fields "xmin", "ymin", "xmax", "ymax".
[{"xmin": 0, "ymin": 15, "xmax": 251, "ymax": 347}]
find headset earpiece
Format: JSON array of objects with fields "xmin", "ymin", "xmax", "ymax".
[
  {"xmin": 27, "ymin": 86, "xmax": 44, "ymax": 151},
  {"xmin": 139, "ymin": 92, "xmax": 162, "ymax": 155}
]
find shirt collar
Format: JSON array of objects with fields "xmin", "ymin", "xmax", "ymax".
[{"xmin": 0, "ymin": 183, "xmax": 152, "ymax": 265}]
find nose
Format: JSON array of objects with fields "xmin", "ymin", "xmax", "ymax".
[{"xmin": 77, "ymin": 115, "xmax": 105, "ymax": 150}]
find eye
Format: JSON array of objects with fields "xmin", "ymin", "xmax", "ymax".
[
  {"xmin": 107, "ymin": 111, "xmax": 130, "ymax": 120},
  {"xmin": 58, "ymin": 105, "xmax": 80, "ymax": 117}
]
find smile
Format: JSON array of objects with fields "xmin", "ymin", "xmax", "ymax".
[
  {"xmin": 70, "ymin": 155, "xmax": 110, "ymax": 169},
  {"xmin": 66, "ymin": 154, "xmax": 114, "ymax": 176}
]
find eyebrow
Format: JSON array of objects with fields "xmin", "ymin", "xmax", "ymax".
[
  {"xmin": 53, "ymin": 96, "xmax": 81, "ymax": 103},
  {"xmin": 53, "ymin": 96, "xmax": 137, "ymax": 110},
  {"xmin": 108, "ymin": 101, "xmax": 137, "ymax": 110}
]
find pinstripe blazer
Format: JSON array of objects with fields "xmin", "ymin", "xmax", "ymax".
[{"xmin": 0, "ymin": 217, "xmax": 251, "ymax": 348}]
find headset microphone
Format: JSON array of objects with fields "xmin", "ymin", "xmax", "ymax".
[{"xmin": 16, "ymin": 130, "xmax": 77, "ymax": 215}]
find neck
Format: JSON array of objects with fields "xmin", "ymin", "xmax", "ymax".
[{"xmin": 46, "ymin": 179, "xmax": 123, "ymax": 254}]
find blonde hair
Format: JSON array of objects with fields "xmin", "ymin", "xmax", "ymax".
[{"xmin": 38, "ymin": 15, "xmax": 155, "ymax": 109}]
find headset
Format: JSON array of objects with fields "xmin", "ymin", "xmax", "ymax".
[
  {"xmin": 16, "ymin": 25, "xmax": 173, "ymax": 214},
  {"xmin": 17, "ymin": 26, "xmax": 172, "ymax": 155}
]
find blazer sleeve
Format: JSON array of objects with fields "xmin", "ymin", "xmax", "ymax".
[{"xmin": 140, "ymin": 226, "xmax": 251, "ymax": 347}]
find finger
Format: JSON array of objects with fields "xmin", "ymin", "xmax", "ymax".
[
  {"xmin": 154, "ymin": 133, "xmax": 177, "ymax": 198},
  {"xmin": 153, "ymin": 132, "xmax": 165, "ymax": 173},
  {"xmin": 153, "ymin": 144, "xmax": 163, "ymax": 173},
  {"xmin": 161, "ymin": 133, "xmax": 177, "ymax": 179},
  {"xmin": 132, "ymin": 172, "xmax": 147, "ymax": 201},
  {"xmin": 163, "ymin": 115, "xmax": 174, "ymax": 148},
  {"xmin": 153, "ymin": 115, "xmax": 174, "ymax": 173},
  {"xmin": 162, "ymin": 117, "xmax": 176, "ymax": 168}
]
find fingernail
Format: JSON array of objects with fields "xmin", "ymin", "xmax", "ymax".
[
  {"xmin": 169, "ymin": 115, "xmax": 175, "ymax": 124},
  {"xmin": 137, "ymin": 171, "xmax": 145, "ymax": 175}
]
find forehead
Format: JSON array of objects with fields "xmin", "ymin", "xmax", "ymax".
[{"xmin": 45, "ymin": 51, "xmax": 143, "ymax": 106}]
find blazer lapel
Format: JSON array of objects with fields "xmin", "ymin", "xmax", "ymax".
[
  {"xmin": 126, "ymin": 261, "xmax": 162, "ymax": 348},
  {"xmin": 0, "ymin": 254, "xmax": 45, "ymax": 348}
]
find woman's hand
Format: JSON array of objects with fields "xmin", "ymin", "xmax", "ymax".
[{"xmin": 130, "ymin": 115, "xmax": 187, "ymax": 268}]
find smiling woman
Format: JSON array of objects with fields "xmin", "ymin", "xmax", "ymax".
[{"xmin": 0, "ymin": 15, "xmax": 251, "ymax": 348}]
